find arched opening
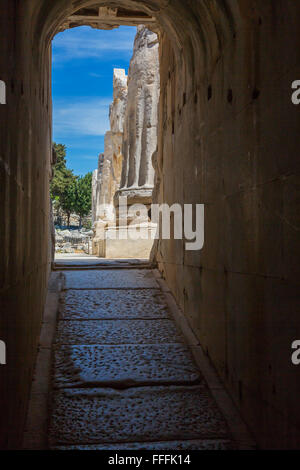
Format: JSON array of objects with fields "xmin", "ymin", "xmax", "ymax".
[
  {"xmin": 1, "ymin": 0, "xmax": 300, "ymax": 451},
  {"xmin": 50, "ymin": 24, "xmax": 159, "ymax": 264}
]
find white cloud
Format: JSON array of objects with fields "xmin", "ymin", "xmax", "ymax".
[
  {"xmin": 89, "ymin": 72, "xmax": 103, "ymax": 78},
  {"xmin": 52, "ymin": 26, "xmax": 136, "ymax": 63},
  {"xmin": 82, "ymin": 155, "xmax": 100, "ymax": 160},
  {"xmin": 53, "ymin": 97, "xmax": 111, "ymax": 138}
]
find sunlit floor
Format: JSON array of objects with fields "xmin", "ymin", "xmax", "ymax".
[{"xmin": 54, "ymin": 253, "xmax": 149, "ymax": 266}]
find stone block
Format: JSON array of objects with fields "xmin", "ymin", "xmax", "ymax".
[
  {"xmin": 49, "ymin": 385, "xmax": 230, "ymax": 445},
  {"xmin": 55, "ymin": 319, "xmax": 184, "ymax": 345},
  {"xmin": 64, "ymin": 269, "xmax": 158, "ymax": 289},
  {"xmin": 53, "ymin": 344, "xmax": 202, "ymax": 388},
  {"xmin": 60, "ymin": 289, "xmax": 169, "ymax": 320}
]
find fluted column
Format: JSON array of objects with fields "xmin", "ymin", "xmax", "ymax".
[
  {"xmin": 115, "ymin": 26, "xmax": 160, "ymax": 208},
  {"xmin": 93, "ymin": 69, "xmax": 128, "ymax": 226}
]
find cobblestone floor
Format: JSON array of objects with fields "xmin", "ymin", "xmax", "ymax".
[{"xmin": 48, "ymin": 268, "xmax": 234, "ymax": 450}]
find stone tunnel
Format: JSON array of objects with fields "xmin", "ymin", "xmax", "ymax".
[{"xmin": 0, "ymin": 0, "xmax": 300, "ymax": 450}]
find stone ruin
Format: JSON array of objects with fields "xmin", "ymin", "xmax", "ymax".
[
  {"xmin": 92, "ymin": 68, "xmax": 128, "ymax": 227},
  {"xmin": 116, "ymin": 26, "xmax": 159, "ymax": 208},
  {"xmin": 92, "ymin": 26, "xmax": 160, "ymax": 258},
  {"xmin": 55, "ymin": 228, "xmax": 94, "ymax": 254}
]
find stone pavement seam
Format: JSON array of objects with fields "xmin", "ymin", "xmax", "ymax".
[{"xmin": 48, "ymin": 267, "xmax": 236, "ymax": 449}]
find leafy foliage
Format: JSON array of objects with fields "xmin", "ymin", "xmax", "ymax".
[
  {"xmin": 50, "ymin": 144, "xmax": 92, "ymax": 227},
  {"xmin": 73, "ymin": 172, "xmax": 93, "ymax": 226},
  {"xmin": 60, "ymin": 179, "xmax": 76, "ymax": 226},
  {"xmin": 50, "ymin": 143, "xmax": 75, "ymax": 200}
]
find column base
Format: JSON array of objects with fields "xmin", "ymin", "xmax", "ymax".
[
  {"xmin": 114, "ymin": 187, "xmax": 153, "ymax": 207},
  {"xmin": 93, "ymin": 223, "xmax": 156, "ymax": 259}
]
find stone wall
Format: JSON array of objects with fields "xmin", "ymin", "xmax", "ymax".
[
  {"xmin": 0, "ymin": 1, "xmax": 52, "ymax": 448},
  {"xmin": 0, "ymin": 0, "xmax": 300, "ymax": 449},
  {"xmin": 153, "ymin": 2, "xmax": 300, "ymax": 449}
]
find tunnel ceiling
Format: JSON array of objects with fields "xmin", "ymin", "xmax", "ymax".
[{"xmin": 59, "ymin": 5, "xmax": 156, "ymax": 31}]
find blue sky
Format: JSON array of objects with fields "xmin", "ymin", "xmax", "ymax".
[{"xmin": 52, "ymin": 26, "xmax": 136, "ymax": 175}]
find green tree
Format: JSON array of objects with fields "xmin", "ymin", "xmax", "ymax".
[
  {"xmin": 50, "ymin": 144, "xmax": 92, "ymax": 228},
  {"xmin": 50, "ymin": 143, "xmax": 75, "ymax": 200},
  {"xmin": 60, "ymin": 180, "xmax": 76, "ymax": 228},
  {"xmin": 73, "ymin": 172, "xmax": 92, "ymax": 227}
]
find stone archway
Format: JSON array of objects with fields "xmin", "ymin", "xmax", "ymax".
[{"xmin": 1, "ymin": 0, "xmax": 300, "ymax": 450}]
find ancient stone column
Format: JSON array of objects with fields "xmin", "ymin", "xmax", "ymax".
[
  {"xmin": 110, "ymin": 68, "xmax": 127, "ymax": 135},
  {"xmin": 92, "ymin": 69, "xmax": 127, "ymax": 255},
  {"xmin": 92, "ymin": 69, "xmax": 128, "ymax": 225},
  {"xmin": 115, "ymin": 26, "xmax": 160, "ymax": 210},
  {"xmin": 109, "ymin": 68, "xmax": 128, "ymax": 202},
  {"xmin": 91, "ymin": 169, "xmax": 98, "ymax": 225}
]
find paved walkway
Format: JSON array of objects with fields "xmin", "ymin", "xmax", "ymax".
[{"xmin": 48, "ymin": 266, "xmax": 234, "ymax": 450}]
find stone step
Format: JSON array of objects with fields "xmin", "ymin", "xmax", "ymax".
[
  {"xmin": 59, "ymin": 289, "xmax": 170, "ymax": 320},
  {"xmin": 55, "ymin": 319, "xmax": 184, "ymax": 345},
  {"xmin": 54, "ymin": 258, "xmax": 150, "ymax": 268},
  {"xmin": 64, "ymin": 269, "xmax": 158, "ymax": 289},
  {"xmin": 49, "ymin": 385, "xmax": 230, "ymax": 446},
  {"xmin": 54, "ymin": 265, "xmax": 152, "ymax": 271},
  {"xmin": 53, "ymin": 439, "xmax": 232, "ymax": 450},
  {"xmin": 53, "ymin": 344, "xmax": 202, "ymax": 388}
]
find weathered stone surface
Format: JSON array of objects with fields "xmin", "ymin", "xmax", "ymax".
[
  {"xmin": 109, "ymin": 68, "xmax": 127, "ymax": 134},
  {"xmin": 119, "ymin": 26, "xmax": 159, "ymax": 193},
  {"xmin": 92, "ymin": 27, "xmax": 160, "ymax": 234},
  {"xmin": 91, "ymin": 169, "xmax": 98, "ymax": 225},
  {"xmin": 60, "ymin": 289, "xmax": 169, "ymax": 319},
  {"xmin": 55, "ymin": 319, "xmax": 184, "ymax": 345},
  {"xmin": 64, "ymin": 269, "xmax": 158, "ymax": 289},
  {"xmin": 92, "ymin": 69, "xmax": 128, "ymax": 231},
  {"xmin": 53, "ymin": 439, "xmax": 232, "ymax": 450},
  {"xmin": 105, "ymin": 27, "xmax": 160, "ymax": 259},
  {"xmin": 49, "ymin": 268, "xmax": 231, "ymax": 448},
  {"xmin": 49, "ymin": 385, "xmax": 229, "ymax": 445},
  {"xmin": 116, "ymin": 26, "xmax": 160, "ymax": 207},
  {"xmin": 53, "ymin": 344, "xmax": 201, "ymax": 388},
  {"xmin": 96, "ymin": 132, "xmax": 115, "ymax": 222},
  {"xmin": 104, "ymin": 226, "xmax": 157, "ymax": 259},
  {"xmin": 92, "ymin": 31, "xmax": 160, "ymax": 259}
]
